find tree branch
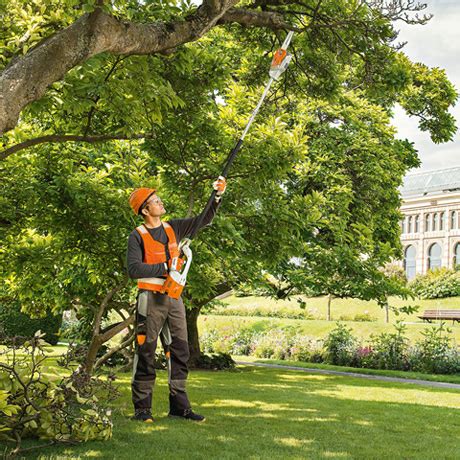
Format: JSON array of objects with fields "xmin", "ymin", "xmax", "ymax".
[
  {"xmin": 0, "ymin": 133, "xmax": 155, "ymax": 160},
  {"xmin": 94, "ymin": 330, "xmax": 135, "ymax": 370},
  {"xmin": 92, "ymin": 278, "xmax": 129, "ymax": 337},
  {"xmin": 83, "ymin": 56, "xmax": 123, "ymax": 136},
  {"xmin": 0, "ymin": 0, "xmax": 430, "ymax": 136},
  {"xmin": 99, "ymin": 314, "xmax": 135, "ymax": 344},
  {"xmin": 218, "ymin": 8, "xmax": 300, "ymax": 30},
  {"xmin": 0, "ymin": 0, "xmax": 239, "ymax": 135}
]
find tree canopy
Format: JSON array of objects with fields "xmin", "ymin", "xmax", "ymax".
[
  {"xmin": 1, "ymin": 0, "xmax": 456, "ymax": 142},
  {"xmin": 0, "ymin": 0, "xmax": 457, "ymax": 369}
]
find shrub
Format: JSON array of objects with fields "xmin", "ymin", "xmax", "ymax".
[
  {"xmin": 211, "ymin": 326, "xmax": 236, "ymax": 355},
  {"xmin": 338, "ymin": 312, "xmax": 376, "ymax": 322},
  {"xmin": 211, "ymin": 304, "xmax": 316, "ymax": 320},
  {"xmin": 288, "ymin": 335, "xmax": 323, "ymax": 362},
  {"xmin": 0, "ymin": 298, "xmax": 62, "ymax": 345},
  {"xmin": 195, "ymin": 353, "xmax": 235, "ymax": 370},
  {"xmin": 200, "ymin": 329, "xmax": 220, "ymax": 353},
  {"xmin": 323, "ymin": 323, "xmax": 357, "ymax": 366},
  {"xmin": 252, "ymin": 329, "xmax": 290, "ymax": 359},
  {"xmin": 353, "ymin": 312, "xmax": 377, "ymax": 322},
  {"xmin": 409, "ymin": 267, "xmax": 460, "ymax": 299},
  {"xmin": 199, "ymin": 318, "xmax": 460, "ymax": 374},
  {"xmin": 354, "ymin": 345, "xmax": 374, "ymax": 368},
  {"xmin": 367, "ymin": 322, "xmax": 410, "ymax": 370},
  {"xmin": 410, "ymin": 323, "xmax": 460, "ymax": 374},
  {"xmin": 231, "ymin": 328, "xmax": 256, "ymax": 356}
]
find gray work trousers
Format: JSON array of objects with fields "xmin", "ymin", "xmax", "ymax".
[{"xmin": 131, "ymin": 290, "xmax": 191, "ymax": 412}]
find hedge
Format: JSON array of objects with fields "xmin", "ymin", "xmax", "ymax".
[{"xmin": 0, "ymin": 299, "xmax": 62, "ymax": 345}]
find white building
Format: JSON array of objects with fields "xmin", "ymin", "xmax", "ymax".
[{"xmin": 398, "ymin": 166, "xmax": 460, "ymax": 280}]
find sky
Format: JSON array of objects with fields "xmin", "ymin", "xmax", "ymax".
[{"xmin": 392, "ymin": 0, "xmax": 460, "ymax": 172}]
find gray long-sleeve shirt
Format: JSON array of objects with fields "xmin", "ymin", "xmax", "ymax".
[{"xmin": 127, "ymin": 198, "xmax": 221, "ymax": 280}]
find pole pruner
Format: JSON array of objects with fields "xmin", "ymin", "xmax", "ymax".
[{"xmin": 162, "ymin": 31, "xmax": 295, "ymax": 301}]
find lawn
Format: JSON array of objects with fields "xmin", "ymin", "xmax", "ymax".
[
  {"xmin": 13, "ymin": 365, "xmax": 460, "ymax": 459},
  {"xmin": 215, "ymin": 294, "xmax": 460, "ymax": 323},
  {"xmin": 199, "ymin": 314, "xmax": 460, "ymax": 344},
  {"xmin": 201, "ymin": 294, "xmax": 460, "ymax": 344}
]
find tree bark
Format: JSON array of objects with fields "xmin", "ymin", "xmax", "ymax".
[
  {"xmin": 186, "ymin": 305, "xmax": 202, "ymax": 368},
  {"xmin": 327, "ymin": 293, "xmax": 332, "ymax": 321},
  {"xmin": 81, "ymin": 277, "xmax": 131, "ymax": 375},
  {"xmin": 94, "ymin": 329, "xmax": 135, "ymax": 370},
  {"xmin": 83, "ymin": 335, "xmax": 103, "ymax": 376},
  {"xmin": 83, "ymin": 313, "xmax": 134, "ymax": 375}
]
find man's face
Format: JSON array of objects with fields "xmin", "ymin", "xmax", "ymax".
[{"xmin": 142, "ymin": 194, "xmax": 166, "ymax": 218}]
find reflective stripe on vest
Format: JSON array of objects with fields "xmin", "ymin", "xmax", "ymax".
[
  {"xmin": 135, "ymin": 222, "xmax": 179, "ymax": 291},
  {"xmin": 137, "ymin": 277, "xmax": 166, "ymax": 292}
]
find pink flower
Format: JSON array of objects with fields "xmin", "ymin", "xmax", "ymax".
[{"xmin": 357, "ymin": 346, "xmax": 372, "ymax": 357}]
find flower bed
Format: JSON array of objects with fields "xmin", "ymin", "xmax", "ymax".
[{"xmin": 201, "ymin": 321, "xmax": 460, "ymax": 374}]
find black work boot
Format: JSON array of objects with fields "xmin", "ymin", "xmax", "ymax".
[
  {"xmin": 168, "ymin": 407, "xmax": 206, "ymax": 422},
  {"xmin": 131, "ymin": 408, "xmax": 154, "ymax": 423},
  {"xmin": 168, "ymin": 394, "xmax": 205, "ymax": 422}
]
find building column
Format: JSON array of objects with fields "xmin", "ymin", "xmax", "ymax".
[
  {"xmin": 418, "ymin": 212, "xmax": 425, "ymax": 275},
  {"xmin": 445, "ymin": 207, "xmax": 451, "ymax": 269}
]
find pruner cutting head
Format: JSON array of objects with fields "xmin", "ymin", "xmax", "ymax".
[{"xmin": 269, "ymin": 31, "xmax": 294, "ymax": 80}]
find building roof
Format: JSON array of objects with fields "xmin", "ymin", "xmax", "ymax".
[{"xmin": 400, "ymin": 166, "xmax": 460, "ymax": 197}]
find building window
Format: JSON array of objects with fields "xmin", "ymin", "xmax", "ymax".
[
  {"xmin": 454, "ymin": 243, "xmax": 460, "ymax": 268},
  {"xmin": 425, "ymin": 214, "xmax": 430, "ymax": 232},
  {"xmin": 452, "ymin": 211, "xmax": 458, "ymax": 230},
  {"xmin": 408, "ymin": 216, "xmax": 413, "ymax": 233},
  {"xmin": 401, "ymin": 219, "xmax": 406, "ymax": 234},
  {"xmin": 404, "ymin": 245, "xmax": 417, "ymax": 280},
  {"xmin": 433, "ymin": 213, "xmax": 439, "ymax": 231},
  {"xmin": 428, "ymin": 243, "xmax": 442, "ymax": 271},
  {"xmin": 415, "ymin": 215, "xmax": 420, "ymax": 233},
  {"xmin": 440, "ymin": 212, "xmax": 445, "ymax": 230}
]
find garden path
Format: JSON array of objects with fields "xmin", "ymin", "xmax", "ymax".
[{"xmin": 236, "ymin": 361, "xmax": 460, "ymax": 390}]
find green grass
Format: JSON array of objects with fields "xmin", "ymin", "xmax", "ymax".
[
  {"xmin": 215, "ymin": 294, "xmax": 460, "ymax": 323},
  {"xmin": 199, "ymin": 314, "xmax": 460, "ymax": 344},
  {"xmin": 233, "ymin": 355, "xmax": 460, "ymax": 384},
  {"xmin": 12, "ymin": 365, "xmax": 460, "ymax": 459}
]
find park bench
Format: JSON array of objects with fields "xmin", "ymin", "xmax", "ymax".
[{"xmin": 418, "ymin": 310, "xmax": 460, "ymax": 324}]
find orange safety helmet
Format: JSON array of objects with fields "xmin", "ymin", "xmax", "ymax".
[{"xmin": 129, "ymin": 188, "xmax": 156, "ymax": 215}]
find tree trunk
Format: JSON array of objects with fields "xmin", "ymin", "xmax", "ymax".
[
  {"xmin": 327, "ymin": 294, "xmax": 332, "ymax": 321},
  {"xmin": 83, "ymin": 336, "xmax": 102, "ymax": 375},
  {"xmin": 385, "ymin": 300, "xmax": 389, "ymax": 324},
  {"xmin": 186, "ymin": 305, "xmax": 202, "ymax": 368}
]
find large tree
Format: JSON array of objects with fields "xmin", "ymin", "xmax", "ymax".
[{"xmin": 1, "ymin": 1, "xmax": 457, "ymax": 371}]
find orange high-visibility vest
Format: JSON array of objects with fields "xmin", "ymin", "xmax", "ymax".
[{"xmin": 135, "ymin": 222, "xmax": 179, "ymax": 292}]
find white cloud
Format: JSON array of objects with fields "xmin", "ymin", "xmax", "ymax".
[{"xmin": 391, "ymin": 0, "xmax": 460, "ymax": 172}]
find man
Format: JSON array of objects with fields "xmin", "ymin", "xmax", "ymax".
[{"xmin": 127, "ymin": 177, "xmax": 226, "ymax": 423}]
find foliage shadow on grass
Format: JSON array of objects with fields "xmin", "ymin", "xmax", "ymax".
[{"xmin": 16, "ymin": 367, "xmax": 460, "ymax": 460}]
